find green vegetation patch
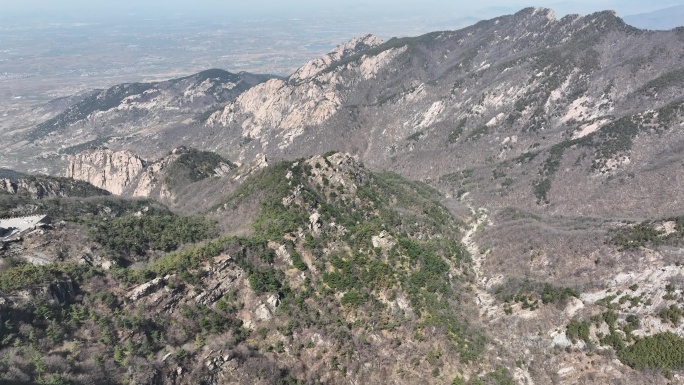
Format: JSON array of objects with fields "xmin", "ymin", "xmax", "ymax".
[
  {"xmin": 0, "ymin": 168, "xmax": 27, "ymax": 181},
  {"xmin": 406, "ymin": 131, "xmax": 425, "ymax": 142},
  {"xmin": 658, "ymin": 101, "xmax": 684, "ymax": 126},
  {"xmin": 639, "ymin": 68, "xmax": 684, "ymax": 95},
  {"xmin": 0, "ymin": 154, "xmax": 488, "ymax": 383},
  {"xmin": 406, "ymin": 130, "xmax": 424, "ymax": 141},
  {"xmin": 581, "ymin": 117, "xmax": 640, "ymax": 163},
  {"xmin": 0, "ymin": 258, "xmax": 248, "ymax": 383},
  {"xmin": 494, "ymin": 278, "xmax": 579, "ymax": 311},
  {"xmin": 564, "ymin": 303, "xmax": 684, "ymax": 376},
  {"xmin": 218, "ymin": 158, "xmax": 482, "ymax": 360},
  {"xmin": 566, "ymin": 319, "xmax": 591, "ymax": 344},
  {"xmin": 514, "ymin": 151, "xmax": 538, "ymax": 164},
  {"xmin": 466, "ymin": 125, "xmax": 489, "ymax": 141},
  {"xmin": 448, "ymin": 119, "xmax": 467, "ymax": 143},
  {"xmin": 148, "ymin": 237, "xmax": 228, "ymax": 278},
  {"xmin": 455, "ymin": 365, "xmax": 516, "ymax": 385},
  {"xmin": 164, "ymin": 148, "xmax": 236, "ymax": 189},
  {"xmin": 88, "ymin": 214, "xmax": 217, "ymax": 258},
  {"xmin": 194, "ymin": 106, "xmax": 224, "ymax": 124},
  {"xmin": 609, "ymin": 216, "xmax": 684, "ymax": 251},
  {"xmin": 532, "ymin": 141, "xmax": 569, "ymax": 204},
  {"xmin": 0, "ymin": 262, "xmax": 93, "ymax": 293},
  {"xmin": 618, "ymin": 332, "xmax": 684, "ymax": 371},
  {"xmin": 609, "ymin": 222, "xmax": 663, "ymax": 250},
  {"xmin": 659, "ymin": 305, "xmax": 683, "ymax": 326}
]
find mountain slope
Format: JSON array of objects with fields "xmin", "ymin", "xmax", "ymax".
[
  {"xmin": 5, "ymin": 152, "xmax": 684, "ymax": 384},
  {"xmin": 1, "ymin": 173, "xmax": 110, "ymax": 200},
  {"xmin": 0, "ymin": 153, "xmax": 490, "ymax": 384},
  {"xmin": 17, "ymin": 8, "xmax": 684, "ymax": 217},
  {"xmin": 63, "ymin": 147, "xmax": 242, "ymax": 208},
  {"xmin": 2, "ymin": 69, "xmax": 275, "ymax": 174},
  {"xmin": 30, "ymin": 69, "xmax": 274, "ymax": 143},
  {"xmin": 198, "ymin": 8, "xmax": 684, "ymax": 218},
  {"xmin": 7, "ymin": 9, "xmax": 684, "ymax": 382},
  {"xmin": 0, "ymin": 168, "xmax": 27, "ymax": 181}
]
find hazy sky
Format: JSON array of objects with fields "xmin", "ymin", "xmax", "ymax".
[{"xmin": 2, "ymin": 0, "xmax": 683, "ymax": 20}]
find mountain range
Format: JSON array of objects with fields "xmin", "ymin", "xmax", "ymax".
[
  {"xmin": 624, "ymin": 5, "xmax": 684, "ymax": 30},
  {"xmin": 9, "ymin": 8, "xmax": 684, "ymax": 218},
  {"xmin": 2, "ymin": 7, "xmax": 684, "ymax": 385}
]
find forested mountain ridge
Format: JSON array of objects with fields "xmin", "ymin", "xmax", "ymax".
[{"xmin": 1, "ymin": 153, "xmax": 490, "ymax": 384}]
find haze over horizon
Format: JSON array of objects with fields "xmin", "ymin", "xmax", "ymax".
[
  {"xmin": 2, "ymin": 1, "xmax": 683, "ymax": 23},
  {"xmin": 1, "ymin": 0, "xmax": 683, "ymax": 106}
]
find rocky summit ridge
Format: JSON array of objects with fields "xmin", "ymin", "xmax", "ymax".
[{"xmin": 41, "ymin": 7, "xmax": 684, "ymax": 218}]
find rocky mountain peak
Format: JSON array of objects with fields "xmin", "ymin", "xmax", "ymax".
[
  {"xmin": 586, "ymin": 9, "xmax": 631, "ymax": 29},
  {"xmin": 327, "ymin": 33, "xmax": 383, "ymax": 60},
  {"xmin": 504, "ymin": 7, "xmax": 630, "ymax": 36},
  {"xmin": 514, "ymin": 6, "xmax": 556, "ymax": 20},
  {"xmin": 289, "ymin": 33, "xmax": 383, "ymax": 81}
]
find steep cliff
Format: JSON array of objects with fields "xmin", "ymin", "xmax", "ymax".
[
  {"xmin": 206, "ymin": 34, "xmax": 407, "ymax": 154},
  {"xmin": 65, "ymin": 148, "xmax": 146, "ymax": 195},
  {"xmin": 64, "ymin": 147, "xmax": 239, "ymax": 205},
  {"xmin": 289, "ymin": 34, "xmax": 384, "ymax": 81}
]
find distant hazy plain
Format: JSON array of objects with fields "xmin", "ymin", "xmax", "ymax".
[{"xmin": 0, "ymin": 0, "xmax": 682, "ymax": 104}]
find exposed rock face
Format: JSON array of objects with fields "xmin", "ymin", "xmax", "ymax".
[
  {"xmin": 42, "ymin": 280, "xmax": 77, "ymax": 305},
  {"xmin": 207, "ymin": 77, "xmax": 342, "ymax": 149},
  {"xmin": 63, "ymin": 147, "xmax": 246, "ymax": 205},
  {"xmin": 128, "ymin": 277, "xmax": 166, "ymax": 302},
  {"xmin": 6, "ymin": 9, "xmax": 684, "ymax": 385},
  {"xmin": 66, "ymin": 148, "xmax": 145, "ymax": 195},
  {"xmin": 15, "ymin": 179, "xmax": 60, "ymax": 199},
  {"xmin": 0, "ymin": 179, "xmax": 16, "ymax": 194},
  {"xmin": 372, "ymin": 230, "xmax": 396, "ymax": 250},
  {"xmin": 304, "ymin": 152, "xmax": 368, "ymax": 195},
  {"xmin": 290, "ymin": 34, "xmax": 383, "ymax": 81},
  {"xmin": 206, "ymin": 35, "xmax": 408, "ymax": 153},
  {"xmin": 131, "ymin": 161, "xmax": 166, "ymax": 198},
  {"xmin": 254, "ymin": 303, "xmax": 272, "ymax": 321},
  {"xmin": 21, "ymin": 70, "xmax": 275, "ymax": 155},
  {"xmin": 269, "ymin": 242, "xmax": 292, "ymax": 265},
  {"xmin": 12, "ymin": 8, "xmax": 684, "ymax": 216},
  {"xmin": 309, "ymin": 211, "xmax": 322, "ymax": 234},
  {"xmin": 254, "ymin": 154, "xmax": 268, "ymax": 170}
]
